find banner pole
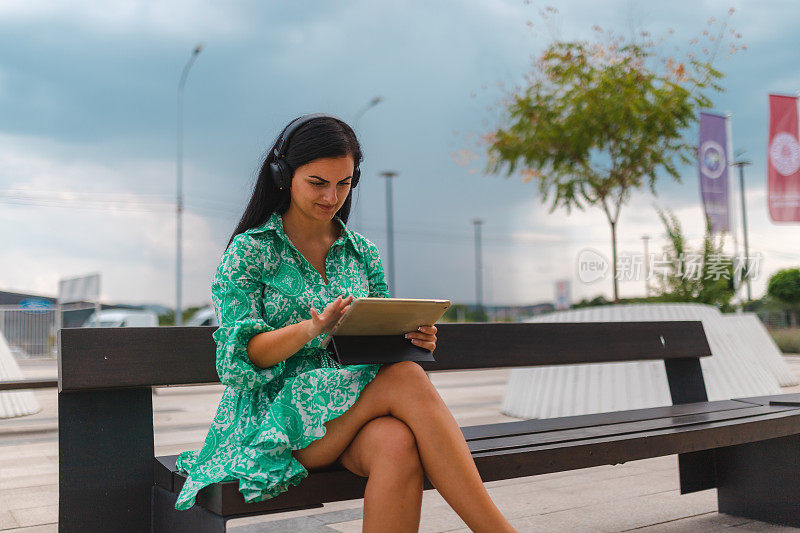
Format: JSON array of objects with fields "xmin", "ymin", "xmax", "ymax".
[{"xmin": 725, "ymin": 112, "xmax": 741, "ymax": 303}]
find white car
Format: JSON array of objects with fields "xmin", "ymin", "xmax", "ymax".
[
  {"xmin": 82, "ymin": 310, "xmax": 159, "ymax": 328},
  {"xmin": 185, "ymin": 307, "xmax": 218, "ymax": 327}
]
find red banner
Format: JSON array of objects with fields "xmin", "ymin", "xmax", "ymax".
[{"xmin": 768, "ymin": 94, "xmax": 800, "ymax": 222}]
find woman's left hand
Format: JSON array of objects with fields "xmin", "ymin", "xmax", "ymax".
[{"xmin": 405, "ymin": 325, "xmax": 437, "ymax": 354}]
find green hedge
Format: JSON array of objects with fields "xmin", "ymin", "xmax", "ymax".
[{"xmin": 770, "ymin": 328, "xmax": 800, "ymax": 355}]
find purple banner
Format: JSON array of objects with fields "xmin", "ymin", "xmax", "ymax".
[{"xmin": 698, "ymin": 112, "xmax": 730, "ymax": 232}]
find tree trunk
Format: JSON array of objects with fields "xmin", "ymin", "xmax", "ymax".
[{"xmin": 610, "ymin": 219, "xmax": 619, "ymax": 303}]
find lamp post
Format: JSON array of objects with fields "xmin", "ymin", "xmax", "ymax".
[
  {"xmin": 473, "ymin": 219, "xmax": 484, "ymax": 320},
  {"xmin": 176, "ymin": 43, "xmax": 203, "ymax": 326},
  {"xmin": 641, "ymin": 234, "xmax": 650, "ymax": 297},
  {"xmin": 732, "ymin": 156, "xmax": 752, "ymax": 303},
  {"xmin": 351, "ymin": 97, "xmax": 382, "ymax": 233},
  {"xmin": 353, "ymin": 96, "xmax": 383, "ymax": 132},
  {"xmin": 380, "ymin": 171, "xmax": 397, "ymax": 297}
]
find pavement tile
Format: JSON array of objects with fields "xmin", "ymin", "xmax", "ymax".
[
  {"xmin": 633, "ymin": 511, "xmax": 752, "ymax": 532},
  {"xmin": 326, "ymin": 520, "xmax": 363, "ymax": 533},
  {"xmin": 512, "ymin": 489, "xmax": 717, "ymax": 532},
  {"xmin": 0, "ymin": 486, "xmax": 57, "ymax": 513},
  {"xmin": 8, "ymin": 506, "xmax": 56, "ymax": 528},
  {"xmin": 0, "ymin": 510, "xmax": 18, "ymax": 530},
  {"xmin": 228, "ymin": 515, "xmax": 333, "ymax": 532},
  {"xmin": 228, "ymin": 500, "xmax": 364, "ymax": 528},
  {"xmin": 517, "ymin": 464, "xmax": 658, "ymax": 490},
  {"xmin": 0, "ymin": 464, "xmax": 56, "ymax": 481},
  {"xmin": 730, "ymin": 520, "xmax": 800, "ymax": 532},
  {"xmin": 0, "ymin": 444, "xmax": 56, "ymax": 463},
  {"xmin": 230, "ymin": 506, "xmax": 365, "ymax": 531},
  {"xmin": 0, "ymin": 475, "xmax": 57, "ymax": 492},
  {"xmin": 0, "ymin": 525, "xmax": 56, "ymax": 533}
]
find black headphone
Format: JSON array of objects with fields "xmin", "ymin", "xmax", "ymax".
[{"xmin": 269, "ymin": 113, "xmax": 361, "ymax": 190}]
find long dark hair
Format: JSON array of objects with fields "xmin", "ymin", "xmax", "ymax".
[{"xmin": 227, "ymin": 115, "xmax": 363, "ymax": 249}]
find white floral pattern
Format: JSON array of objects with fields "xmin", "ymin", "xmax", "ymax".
[{"xmin": 173, "ymin": 210, "xmax": 390, "ymax": 511}]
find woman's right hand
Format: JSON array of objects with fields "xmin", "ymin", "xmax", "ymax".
[{"xmin": 306, "ymin": 295, "xmax": 355, "ymax": 339}]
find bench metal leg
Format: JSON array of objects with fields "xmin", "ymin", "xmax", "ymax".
[
  {"xmin": 58, "ymin": 388, "xmax": 153, "ymax": 532},
  {"xmin": 677, "ymin": 449, "xmax": 717, "ymax": 494},
  {"xmin": 664, "ymin": 357, "xmax": 716, "ymax": 495},
  {"xmin": 152, "ymin": 485, "xmax": 227, "ymax": 533},
  {"xmin": 716, "ymin": 434, "xmax": 800, "ymax": 527}
]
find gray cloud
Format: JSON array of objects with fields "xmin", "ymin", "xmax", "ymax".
[{"xmin": 1, "ymin": 0, "xmax": 799, "ymax": 307}]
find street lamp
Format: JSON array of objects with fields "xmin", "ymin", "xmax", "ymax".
[
  {"xmin": 176, "ymin": 43, "xmax": 203, "ymax": 326},
  {"xmin": 353, "ymin": 96, "xmax": 383, "ymax": 132},
  {"xmin": 473, "ymin": 219, "xmax": 484, "ymax": 320},
  {"xmin": 380, "ymin": 171, "xmax": 398, "ymax": 297},
  {"xmin": 351, "ymin": 97, "xmax": 382, "ymax": 232},
  {"xmin": 641, "ymin": 234, "xmax": 650, "ymax": 297}
]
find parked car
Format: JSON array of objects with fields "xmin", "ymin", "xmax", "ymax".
[
  {"xmin": 82, "ymin": 310, "xmax": 159, "ymax": 328},
  {"xmin": 8, "ymin": 345, "xmax": 31, "ymax": 359},
  {"xmin": 185, "ymin": 306, "xmax": 218, "ymax": 327}
]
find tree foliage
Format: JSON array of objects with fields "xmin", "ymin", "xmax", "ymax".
[
  {"xmin": 476, "ymin": 7, "xmax": 742, "ymax": 302},
  {"xmin": 767, "ymin": 268, "xmax": 800, "ymax": 327},
  {"xmin": 767, "ymin": 268, "xmax": 800, "ymax": 306},
  {"xmin": 651, "ymin": 206, "xmax": 735, "ymax": 311}
]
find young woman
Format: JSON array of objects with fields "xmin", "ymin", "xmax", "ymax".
[{"xmin": 174, "ymin": 114, "xmax": 516, "ymax": 532}]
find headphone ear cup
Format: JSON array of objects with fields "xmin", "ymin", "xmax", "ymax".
[
  {"xmin": 268, "ymin": 161, "xmax": 281, "ymax": 188},
  {"xmin": 270, "ymin": 160, "xmax": 291, "ymax": 189}
]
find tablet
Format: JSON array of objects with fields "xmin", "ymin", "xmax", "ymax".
[{"xmin": 319, "ymin": 297, "xmax": 451, "ymax": 348}]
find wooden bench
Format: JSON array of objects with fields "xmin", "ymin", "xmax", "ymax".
[{"xmin": 57, "ymin": 321, "xmax": 800, "ymax": 532}]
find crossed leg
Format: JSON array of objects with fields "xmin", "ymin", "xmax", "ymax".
[
  {"xmin": 335, "ymin": 416, "xmax": 423, "ymax": 531},
  {"xmin": 291, "ymin": 361, "xmax": 516, "ymax": 533}
]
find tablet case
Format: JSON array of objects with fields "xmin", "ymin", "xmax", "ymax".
[{"xmin": 325, "ymin": 334, "xmax": 436, "ymax": 365}]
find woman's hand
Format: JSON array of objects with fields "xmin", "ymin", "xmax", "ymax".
[
  {"xmin": 306, "ymin": 295, "xmax": 354, "ymax": 339},
  {"xmin": 405, "ymin": 324, "xmax": 437, "ymax": 354}
]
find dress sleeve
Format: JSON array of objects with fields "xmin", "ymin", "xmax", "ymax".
[
  {"xmin": 362, "ymin": 239, "xmax": 390, "ymax": 298},
  {"xmin": 211, "ymin": 233, "xmax": 284, "ymax": 391}
]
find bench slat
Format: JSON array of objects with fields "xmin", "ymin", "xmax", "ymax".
[
  {"xmin": 422, "ymin": 321, "xmax": 711, "ymax": 371},
  {"xmin": 467, "ymin": 404, "xmax": 800, "ymax": 452},
  {"xmin": 471, "ymin": 406, "xmax": 800, "ymax": 482},
  {"xmin": 461, "ymin": 399, "xmax": 754, "ymax": 440},
  {"xmin": 0, "ymin": 379, "xmax": 58, "ymax": 391},
  {"xmin": 723, "ymin": 392, "xmax": 800, "ymax": 406},
  {"xmin": 156, "ymin": 399, "xmax": 800, "ymax": 516},
  {"xmin": 58, "ymin": 321, "xmax": 711, "ymax": 391}
]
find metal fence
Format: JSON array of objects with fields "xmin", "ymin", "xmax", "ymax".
[
  {"xmin": 0, "ymin": 306, "xmax": 59, "ymax": 358},
  {"xmin": 757, "ymin": 310, "xmax": 800, "ymax": 330}
]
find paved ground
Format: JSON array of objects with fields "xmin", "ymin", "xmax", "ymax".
[{"xmin": 2, "ymin": 356, "xmax": 800, "ymax": 532}]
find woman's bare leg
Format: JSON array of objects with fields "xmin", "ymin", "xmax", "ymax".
[
  {"xmin": 335, "ymin": 416, "xmax": 423, "ymax": 532},
  {"xmin": 292, "ymin": 361, "xmax": 516, "ymax": 533}
]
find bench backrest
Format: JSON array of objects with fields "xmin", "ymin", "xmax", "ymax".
[{"xmin": 58, "ymin": 320, "xmax": 711, "ymax": 394}]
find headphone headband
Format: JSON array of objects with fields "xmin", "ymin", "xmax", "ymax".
[
  {"xmin": 272, "ymin": 113, "xmax": 344, "ymax": 160},
  {"xmin": 269, "ymin": 112, "xmax": 360, "ymax": 191}
]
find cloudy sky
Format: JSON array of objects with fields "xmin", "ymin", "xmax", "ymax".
[{"xmin": 1, "ymin": 0, "xmax": 799, "ymax": 309}]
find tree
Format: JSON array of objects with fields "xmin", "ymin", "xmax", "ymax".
[
  {"xmin": 478, "ymin": 9, "xmax": 742, "ymax": 302},
  {"xmin": 159, "ymin": 305, "xmax": 203, "ymax": 326},
  {"xmin": 651, "ymin": 206, "xmax": 735, "ymax": 311},
  {"xmin": 767, "ymin": 268, "xmax": 800, "ymax": 327}
]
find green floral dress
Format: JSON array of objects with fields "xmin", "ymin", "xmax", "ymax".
[{"xmin": 174, "ymin": 210, "xmax": 389, "ymax": 511}]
